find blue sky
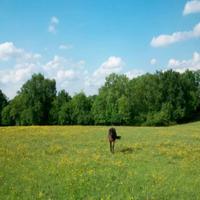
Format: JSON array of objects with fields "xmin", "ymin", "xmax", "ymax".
[{"xmin": 0, "ymin": 0, "xmax": 200, "ymax": 98}]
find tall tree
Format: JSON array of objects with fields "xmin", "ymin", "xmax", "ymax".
[
  {"xmin": 129, "ymin": 73, "xmax": 162, "ymax": 124},
  {"xmin": 2, "ymin": 74, "xmax": 56, "ymax": 125},
  {"xmin": 92, "ymin": 73, "xmax": 130, "ymax": 125},
  {"xmin": 159, "ymin": 70, "xmax": 185, "ymax": 122},
  {"xmin": 20, "ymin": 73, "xmax": 56, "ymax": 124}
]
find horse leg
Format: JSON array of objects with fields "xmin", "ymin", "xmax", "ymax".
[
  {"xmin": 113, "ymin": 141, "xmax": 115, "ymax": 153},
  {"xmin": 109, "ymin": 141, "xmax": 112, "ymax": 153}
]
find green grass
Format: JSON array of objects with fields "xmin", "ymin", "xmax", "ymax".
[{"xmin": 1, "ymin": 123, "xmax": 200, "ymax": 200}]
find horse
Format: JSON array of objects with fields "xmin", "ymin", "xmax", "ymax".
[{"xmin": 108, "ymin": 127, "xmax": 121, "ymax": 153}]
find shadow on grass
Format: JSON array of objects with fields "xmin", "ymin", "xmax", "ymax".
[{"xmin": 120, "ymin": 147, "xmax": 135, "ymax": 154}]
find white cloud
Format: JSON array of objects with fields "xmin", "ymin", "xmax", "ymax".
[
  {"xmin": 44, "ymin": 55, "xmax": 65, "ymax": 70},
  {"xmin": 43, "ymin": 55, "xmax": 81, "ymax": 81},
  {"xmin": 151, "ymin": 22, "xmax": 200, "ymax": 47},
  {"xmin": 59, "ymin": 44, "xmax": 73, "ymax": 50},
  {"xmin": 0, "ymin": 62, "xmax": 39, "ymax": 98},
  {"xmin": 42, "ymin": 55, "xmax": 89, "ymax": 95},
  {"xmin": 0, "ymin": 42, "xmax": 23, "ymax": 61},
  {"xmin": 0, "ymin": 42, "xmax": 43, "ymax": 98},
  {"xmin": 0, "ymin": 43, "xmax": 144, "ymax": 99},
  {"xmin": 0, "ymin": 41, "xmax": 86, "ymax": 99},
  {"xmin": 183, "ymin": 0, "xmax": 200, "ymax": 15},
  {"xmin": 56, "ymin": 69, "xmax": 76, "ymax": 80},
  {"xmin": 85, "ymin": 57, "xmax": 144, "ymax": 95},
  {"xmin": 0, "ymin": 55, "xmax": 86, "ymax": 99},
  {"xmin": 0, "ymin": 42, "xmax": 41, "ymax": 62},
  {"xmin": 101, "ymin": 56, "xmax": 123, "ymax": 69},
  {"xmin": 150, "ymin": 58, "xmax": 157, "ymax": 65},
  {"xmin": 94, "ymin": 56, "xmax": 124, "ymax": 76},
  {"xmin": 48, "ymin": 16, "xmax": 59, "ymax": 34},
  {"xmin": 0, "ymin": 64, "xmax": 35, "ymax": 84},
  {"xmin": 167, "ymin": 52, "xmax": 200, "ymax": 73},
  {"xmin": 86, "ymin": 56, "xmax": 124, "ymax": 89},
  {"xmin": 44, "ymin": 55, "xmax": 85, "ymax": 71},
  {"xmin": 84, "ymin": 56, "xmax": 145, "ymax": 94}
]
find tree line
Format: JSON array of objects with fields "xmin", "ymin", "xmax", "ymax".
[{"xmin": 0, "ymin": 70, "xmax": 200, "ymax": 126}]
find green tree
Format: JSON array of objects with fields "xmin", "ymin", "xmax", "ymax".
[
  {"xmin": 180, "ymin": 70, "xmax": 200, "ymax": 121},
  {"xmin": 159, "ymin": 70, "xmax": 185, "ymax": 123},
  {"xmin": 92, "ymin": 73, "xmax": 130, "ymax": 125},
  {"xmin": 49, "ymin": 90, "xmax": 71, "ymax": 124},
  {"xmin": 2, "ymin": 69, "xmax": 200, "ymax": 126},
  {"xmin": 58, "ymin": 101, "xmax": 72, "ymax": 125},
  {"xmin": 1, "ymin": 105, "xmax": 12, "ymax": 125},
  {"xmin": 3, "ymin": 74, "xmax": 56, "ymax": 125},
  {"xmin": 19, "ymin": 73, "xmax": 56, "ymax": 124},
  {"xmin": 71, "ymin": 92, "xmax": 93, "ymax": 125},
  {"xmin": 129, "ymin": 73, "xmax": 162, "ymax": 124},
  {"xmin": 0, "ymin": 90, "xmax": 8, "ymax": 125},
  {"xmin": 117, "ymin": 95, "xmax": 131, "ymax": 124}
]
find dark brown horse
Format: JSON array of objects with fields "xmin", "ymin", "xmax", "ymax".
[{"xmin": 108, "ymin": 127, "xmax": 121, "ymax": 153}]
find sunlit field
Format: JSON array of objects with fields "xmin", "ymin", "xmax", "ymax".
[{"xmin": 1, "ymin": 123, "xmax": 200, "ymax": 200}]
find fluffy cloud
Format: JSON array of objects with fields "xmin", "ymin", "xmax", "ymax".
[
  {"xmin": 48, "ymin": 16, "xmax": 59, "ymax": 33},
  {"xmin": 56, "ymin": 69, "xmax": 76, "ymax": 80},
  {"xmin": 0, "ymin": 42, "xmax": 23, "ymax": 61},
  {"xmin": 86, "ymin": 56, "xmax": 124, "ymax": 89},
  {"xmin": 0, "ymin": 42, "xmax": 41, "ymax": 62},
  {"xmin": 0, "ymin": 56, "xmax": 86, "ymax": 98},
  {"xmin": 0, "ymin": 42, "xmax": 43, "ymax": 98},
  {"xmin": 44, "ymin": 55, "xmax": 65, "ymax": 70},
  {"xmin": 21, "ymin": 53, "xmax": 143, "ymax": 97},
  {"xmin": 84, "ymin": 56, "xmax": 145, "ymax": 95},
  {"xmin": 40, "ymin": 55, "xmax": 88, "ymax": 95},
  {"xmin": 0, "ymin": 63, "xmax": 36, "ymax": 84},
  {"xmin": 101, "ymin": 56, "xmax": 123, "ymax": 68},
  {"xmin": 94, "ymin": 56, "xmax": 123, "ymax": 76},
  {"xmin": 43, "ymin": 55, "xmax": 83, "ymax": 81},
  {"xmin": 183, "ymin": 0, "xmax": 200, "ymax": 15},
  {"xmin": 151, "ymin": 22, "xmax": 200, "ymax": 47},
  {"xmin": 0, "ymin": 42, "xmax": 87, "ymax": 98},
  {"xmin": 167, "ymin": 52, "xmax": 200, "ymax": 72}
]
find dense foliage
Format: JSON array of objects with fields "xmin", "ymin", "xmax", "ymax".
[
  {"xmin": 1, "ymin": 70, "xmax": 200, "ymax": 126},
  {"xmin": 0, "ymin": 89, "xmax": 8, "ymax": 125}
]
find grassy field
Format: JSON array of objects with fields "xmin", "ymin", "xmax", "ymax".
[{"xmin": 1, "ymin": 123, "xmax": 200, "ymax": 200}]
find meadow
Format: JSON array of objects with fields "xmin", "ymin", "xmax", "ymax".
[{"xmin": 0, "ymin": 123, "xmax": 200, "ymax": 200}]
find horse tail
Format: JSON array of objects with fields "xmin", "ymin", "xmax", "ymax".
[{"xmin": 116, "ymin": 136, "xmax": 121, "ymax": 139}]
